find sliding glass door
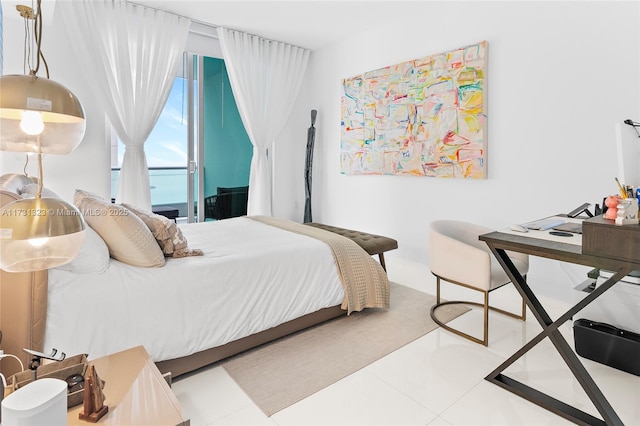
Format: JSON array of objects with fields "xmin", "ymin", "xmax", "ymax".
[
  {"xmin": 112, "ymin": 52, "xmax": 251, "ymax": 223},
  {"xmin": 187, "ymin": 53, "xmax": 252, "ymax": 222},
  {"xmin": 200, "ymin": 57, "xmax": 253, "ymax": 221}
]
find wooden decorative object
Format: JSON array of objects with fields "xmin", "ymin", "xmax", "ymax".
[{"xmin": 78, "ymin": 365, "xmax": 108, "ymax": 422}]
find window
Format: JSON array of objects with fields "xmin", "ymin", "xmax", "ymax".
[
  {"xmin": 110, "ymin": 52, "xmax": 252, "ymax": 222},
  {"xmin": 111, "ymin": 74, "xmax": 189, "ymax": 207}
]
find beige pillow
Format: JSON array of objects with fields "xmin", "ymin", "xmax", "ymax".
[
  {"xmin": 123, "ymin": 203, "xmax": 203, "ymax": 258},
  {"xmin": 74, "ymin": 190, "xmax": 165, "ymax": 267}
]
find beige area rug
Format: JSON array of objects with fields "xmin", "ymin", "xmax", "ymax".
[{"xmin": 221, "ymin": 282, "xmax": 469, "ymax": 416}]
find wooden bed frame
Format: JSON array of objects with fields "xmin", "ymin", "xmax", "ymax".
[{"xmin": 0, "ymin": 184, "xmax": 344, "ymax": 379}]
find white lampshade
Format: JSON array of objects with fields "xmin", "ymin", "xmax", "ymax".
[
  {"xmin": 0, "ymin": 74, "xmax": 86, "ymax": 154},
  {"xmin": 0, "ymin": 197, "xmax": 86, "ymax": 272}
]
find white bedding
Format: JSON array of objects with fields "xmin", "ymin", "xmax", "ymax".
[{"xmin": 46, "ymin": 217, "xmax": 345, "ymax": 362}]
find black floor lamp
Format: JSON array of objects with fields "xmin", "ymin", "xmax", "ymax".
[{"xmin": 304, "ymin": 110, "xmax": 317, "ymax": 223}]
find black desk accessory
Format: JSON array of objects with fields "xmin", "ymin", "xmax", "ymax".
[
  {"xmin": 24, "ymin": 347, "xmax": 66, "ymax": 371},
  {"xmin": 567, "ymin": 202, "xmax": 593, "ymax": 218},
  {"xmin": 549, "ymin": 231, "xmax": 573, "ymax": 237},
  {"xmin": 594, "ymin": 203, "xmax": 603, "ymax": 216},
  {"xmin": 574, "ymin": 319, "xmax": 640, "ymax": 376},
  {"xmin": 624, "ymin": 118, "xmax": 640, "ymax": 137}
]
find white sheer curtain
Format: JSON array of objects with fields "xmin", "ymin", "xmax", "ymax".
[
  {"xmin": 59, "ymin": 1, "xmax": 190, "ymax": 210},
  {"xmin": 218, "ymin": 27, "xmax": 310, "ymax": 216}
]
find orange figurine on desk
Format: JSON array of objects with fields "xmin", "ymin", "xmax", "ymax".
[
  {"xmin": 78, "ymin": 365, "xmax": 108, "ymax": 422},
  {"xmin": 604, "ymin": 195, "xmax": 621, "ymax": 220}
]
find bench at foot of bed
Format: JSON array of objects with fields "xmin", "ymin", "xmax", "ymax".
[{"xmin": 304, "ymin": 223, "xmax": 398, "ymax": 271}]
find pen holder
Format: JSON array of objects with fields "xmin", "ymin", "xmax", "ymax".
[{"xmin": 615, "ymin": 198, "xmax": 638, "ymax": 225}]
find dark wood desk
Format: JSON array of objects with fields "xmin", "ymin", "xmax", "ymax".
[{"xmin": 479, "ymin": 231, "xmax": 638, "ymax": 426}]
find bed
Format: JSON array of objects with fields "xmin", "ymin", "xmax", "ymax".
[{"xmin": 0, "ymin": 175, "xmax": 389, "ymax": 378}]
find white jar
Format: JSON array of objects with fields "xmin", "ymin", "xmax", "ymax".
[{"xmin": 615, "ymin": 198, "xmax": 639, "ymax": 225}]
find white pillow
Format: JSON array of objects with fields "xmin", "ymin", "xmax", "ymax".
[
  {"xmin": 74, "ymin": 190, "xmax": 165, "ymax": 268},
  {"xmin": 20, "ymin": 183, "xmax": 60, "ymax": 199},
  {"xmin": 53, "ymin": 226, "xmax": 110, "ymax": 274}
]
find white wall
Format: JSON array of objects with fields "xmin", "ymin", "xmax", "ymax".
[
  {"xmin": 279, "ymin": 1, "xmax": 640, "ymax": 300},
  {"xmin": 2, "ymin": 1, "xmax": 638, "ymax": 300}
]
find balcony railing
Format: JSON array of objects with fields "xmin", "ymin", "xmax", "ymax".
[{"xmin": 111, "ymin": 167, "xmax": 190, "ymax": 216}]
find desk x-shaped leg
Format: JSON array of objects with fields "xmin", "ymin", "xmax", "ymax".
[{"xmin": 484, "ymin": 245, "xmax": 626, "ymax": 426}]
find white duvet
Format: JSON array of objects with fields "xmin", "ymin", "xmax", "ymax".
[{"xmin": 46, "ymin": 217, "xmax": 345, "ymax": 362}]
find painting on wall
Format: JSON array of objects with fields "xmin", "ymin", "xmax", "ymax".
[{"xmin": 340, "ymin": 41, "xmax": 487, "ymax": 179}]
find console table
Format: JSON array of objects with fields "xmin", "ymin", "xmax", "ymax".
[
  {"xmin": 479, "ymin": 229, "xmax": 636, "ymax": 426},
  {"xmin": 66, "ymin": 346, "xmax": 189, "ymax": 425}
]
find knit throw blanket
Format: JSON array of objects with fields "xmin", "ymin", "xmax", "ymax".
[{"xmin": 249, "ymin": 216, "xmax": 390, "ymax": 314}]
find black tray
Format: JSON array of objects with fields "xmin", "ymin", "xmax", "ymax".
[{"xmin": 574, "ymin": 318, "xmax": 640, "ymax": 376}]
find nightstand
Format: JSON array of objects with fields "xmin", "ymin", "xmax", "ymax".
[{"xmin": 66, "ymin": 346, "xmax": 189, "ymax": 425}]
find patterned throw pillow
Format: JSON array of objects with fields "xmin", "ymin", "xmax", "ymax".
[{"xmin": 122, "ymin": 204, "xmax": 203, "ymax": 258}]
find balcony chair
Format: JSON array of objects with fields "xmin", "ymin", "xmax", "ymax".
[
  {"xmin": 204, "ymin": 186, "xmax": 248, "ymax": 220},
  {"xmin": 429, "ymin": 220, "xmax": 529, "ymax": 346}
]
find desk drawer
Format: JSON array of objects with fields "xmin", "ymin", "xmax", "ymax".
[{"xmin": 582, "ymin": 216, "xmax": 640, "ymax": 263}]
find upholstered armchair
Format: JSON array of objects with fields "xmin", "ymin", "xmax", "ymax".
[{"xmin": 429, "ymin": 220, "xmax": 529, "ymax": 346}]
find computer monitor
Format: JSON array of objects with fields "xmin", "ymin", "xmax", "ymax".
[{"xmin": 615, "ymin": 121, "xmax": 640, "ymax": 188}]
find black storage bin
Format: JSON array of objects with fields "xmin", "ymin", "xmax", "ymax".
[{"xmin": 574, "ymin": 318, "xmax": 640, "ymax": 376}]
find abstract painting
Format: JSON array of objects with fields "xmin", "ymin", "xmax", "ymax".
[{"xmin": 341, "ymin": 41, "xmax": 487, "ymax": 179}]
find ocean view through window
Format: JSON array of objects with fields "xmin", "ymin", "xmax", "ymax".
[
  {"xmin": 111, "ymin": 77, "xmax": 189, "ymax": 208},
  {"xmin": 111, "ymin": 167, "xmax": 188, "ymax": 206}
]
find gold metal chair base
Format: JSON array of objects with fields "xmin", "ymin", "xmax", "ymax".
[{"xmin": 430, "ymin": 274, "xmax": 526, "ymax": 346}]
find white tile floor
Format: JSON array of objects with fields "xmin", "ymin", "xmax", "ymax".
[{"xmin": 172, "ymin": 258, "xmax": 640, "ymax": 426}]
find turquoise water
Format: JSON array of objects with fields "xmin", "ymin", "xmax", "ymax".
[{"xmin": 111, "ymin": 168, "xmax": 189, "ymax": 205}]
